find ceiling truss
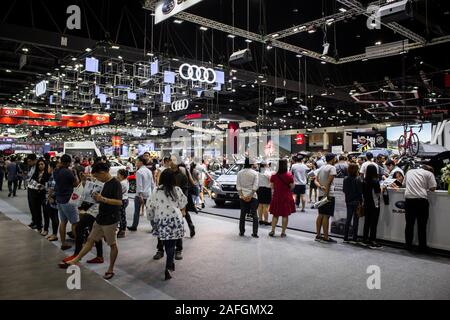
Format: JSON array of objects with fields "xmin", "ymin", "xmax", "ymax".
[{"xmin": 143, "ymin": 0, "xmax": 449, "ymax": 64}]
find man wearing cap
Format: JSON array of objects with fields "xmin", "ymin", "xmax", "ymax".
[
  {"xmin": 314, "ymin": 153, "xmax": 337, "ymax": 243},
  {"xmin": 236, "ymin": 158, "xmax": 259, "ymax": 238}
]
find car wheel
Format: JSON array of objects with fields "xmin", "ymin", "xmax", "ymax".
[{"xmin": 214, "ymin": 200, "xmax": 225, "ymax": 207}]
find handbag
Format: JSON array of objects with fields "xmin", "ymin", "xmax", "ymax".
[
  {"xmin": 69, "ymin": 183, "xmax": 84, "ymax": 207},
  {"xmin": 356, "ymin": 203, "xmax": 365, "ymax": 218}
]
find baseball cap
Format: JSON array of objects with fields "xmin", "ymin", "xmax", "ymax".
[{"xmin": 325, "ymin": 153, "xmax": 336, "ymax": 162}]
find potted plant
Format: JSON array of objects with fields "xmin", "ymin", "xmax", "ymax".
[{"xmin": 441, "ymin": 164, "xmax": 450, "ymax": 195}]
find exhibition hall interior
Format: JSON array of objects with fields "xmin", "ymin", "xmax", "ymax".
[{"xmin": 0, "ymin": 0, "xmax": 449, "ymax": 301}]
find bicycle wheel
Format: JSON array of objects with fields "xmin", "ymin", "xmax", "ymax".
[
  {"xmin": 397, "ymin": 135, "xmax": 407, "ymax": 156},
  {"xmin": 409, "ymin": 133, "xmax": 420, "ymax": 156}
]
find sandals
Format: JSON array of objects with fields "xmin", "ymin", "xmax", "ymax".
[
  {"xmin": 103, "ymin": 272, "xmax": 115, "ymax": 280},
  {"xmin": 47, "ymin": 235, "xmax": 58, "ymax": 242},
  {"xmin": 40, "ymin": 230, "xmax": 48, "ymax": 237},
  {"xmin": 269, "ymin": 231, "xmax": 275, "ymax": 237},
  {"xmin": 60, "ymin": 245, "xmax": 72, "ymax": 251},
  {"xmin": 281, "ymin": 233, "xmax": 287, "ymax": 238}
]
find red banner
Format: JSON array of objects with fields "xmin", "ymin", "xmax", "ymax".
[{"xmin": 0, "ymin": 107, "xmax": 109, "ymax": 128}]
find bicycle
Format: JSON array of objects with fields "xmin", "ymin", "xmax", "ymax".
[{"xmin": 397, "ymin": 123, "xmax": 422, "ymax": 157}]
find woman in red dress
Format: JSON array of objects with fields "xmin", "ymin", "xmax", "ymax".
[{"xmin": 269, "ymin": 159, "xmax": 296, "ymax": 238}]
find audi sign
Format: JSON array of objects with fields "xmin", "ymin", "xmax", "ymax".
[
  {"xmin": 179, "ymin": 63, "xmax": 217, "ymax": 84},
  {"xmin": 171, "ymin": 99, "xmax": 189, "ymax": 112}
]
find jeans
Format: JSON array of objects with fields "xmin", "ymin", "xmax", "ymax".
[
  {"xmin": 75, "ymin": 214, "xmax": 103, "ymax": 257},
  {"xmin": 405, "ymin": 198, "xmax": 429, "ymax": 249},
  {"xmin": 163, "ymin": 240, "xmax": 177, "ymax": 271},
  {"xmin": 239, "ymin": 198, "xmax": 259, "ymax": 235},
  {"xmin": 43, "ymin": 203, "xmax": 59, "ymax": 235},
  {"xmin": 119, "ymin": 199, "xmax": 129, "ymax": 231},
  {"xmin": 363, "ymin": 205, "xmax": 380, "ymax": 242},
  {"xmin": 7, "ymin": 179, "xmax": 18, "ymax": 196},
  {"xmin": 131, "ymin": 196, "xmax": 146, "ymax": 229},
  {"xmin": 344, "ymin": 202, "xmax": 359, "ymax": 241},
  {"xmin": 29, "ymin": 189, "xmax": 45, "ymax": 229},
  {"xmin": 157, "ymin": 238, "xmax": 183, "ymax": 253}
]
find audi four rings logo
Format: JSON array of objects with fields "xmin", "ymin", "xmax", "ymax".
[
  {"xmin": 171, "ymin": 99, "xmax": 189, "ymax": 112},
  {"xmin": 96, "ymin": 116, "xmax": 107, "ymax": 121},
  {"xmin": 179, "ymin": 63, "xmax": 217, "ymax": 84},
  {"xmin": 5, "ymin": 109, "xmax": 18, "ymax": 116}
]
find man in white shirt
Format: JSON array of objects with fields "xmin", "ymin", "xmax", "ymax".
[
  {"xmin": 404, "ymin": 165, "xmax": 437, "ymax": 252},
  {"xmin": 291, "ymin": 156, "xmax": 309, "ymax": 212},
  {"xmin": 359, "ymin": 152, "xmax": 376, "ymax": 178},
  {"xmin": 236, "ymin": 158, "xmax": 259, "ymax": 238},
  {"xmin": 314, "ymin": 153, "xmax": 337, "ymax": 243},
  {"xmin": 128, "ymin": 156, "xmax": 154, "ymax": 231}
]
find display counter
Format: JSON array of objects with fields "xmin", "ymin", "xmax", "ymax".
[{"xmin": 375, "ymin": 188, "xmax": 450, "ymax": 251}]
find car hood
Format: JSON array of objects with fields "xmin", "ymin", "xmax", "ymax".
[{"xmin": 216, "ymin": 175, "xmax": 237, "ymax": 184}]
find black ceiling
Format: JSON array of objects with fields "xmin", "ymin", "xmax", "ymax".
[{"xmin": 0, "ymin": 0, "xmax": 449, "ymax": 130}]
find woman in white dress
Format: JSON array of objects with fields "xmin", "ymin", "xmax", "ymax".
[{"xmin": 147, "ymin": 169, "xmax": 187, "ymax": 280}]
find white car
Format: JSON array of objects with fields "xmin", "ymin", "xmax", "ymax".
[{"xmin": 108, "ymin": 160, "xmax": 127, "ymax": 177}]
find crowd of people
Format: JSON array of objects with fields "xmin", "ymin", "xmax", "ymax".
[
  {"xmin": 0, "ymin": 149, "xmax": 438, "ymax": 281},
  {"xmin": 236, "ymin": 151, "xmax": 437, "ymax": 253},
  {"xmin": 0, "ymin": 152, "xmax": 206, "ymax": 280}
]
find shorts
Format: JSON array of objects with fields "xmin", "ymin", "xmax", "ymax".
[
  {"xmin": 294, "ymin": 185, "xmax": 306, "ymax": 195},
  {"xmin": 318, "ymin": 196, "xmax": 335, "ymax": 217},
  {"xmin": 88, "ymin": 222, "xmax": 118, "ymax": 246},
  {"xmin": 256, "ymin": 187, "xmax": 272, "ymax": 205},
  {"xmin": 57, "ymin": 202, "xmax": 79, "ymax": 225}
]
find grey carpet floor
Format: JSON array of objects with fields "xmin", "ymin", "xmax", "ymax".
[
  {"xmin": 0, "ymin": 189, "xmax": 449, "ymax": 300},
  {"xmin": 0, "ymin": 213, "xmax": 130, "ymax": 300}
]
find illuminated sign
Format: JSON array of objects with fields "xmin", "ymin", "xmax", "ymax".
[{"xmin": 35, "ymin": 80, "xmax": 47, "ymax": 97}]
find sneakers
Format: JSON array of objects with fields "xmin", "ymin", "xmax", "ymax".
[
  {"xmin": 239, "ymin": 233, "xmax": 245, "ymax": 237},
  {"xmin": 87, "ymin": 257, "xmax": 104, "ymax": 264},
  {"xmin": 251, "ymin": 234, "xmax": 259, "ymax": 238},
  {"xmin": 175, "ymin": 251, "xmax": 183, "ymax": 260},
  {"xmin": 369, "ymin": 242, "xmax": 382, "ymax": 249},
  {"xmin": 153, "ymin": 251, "xmax": 164, "ymax": 260}
]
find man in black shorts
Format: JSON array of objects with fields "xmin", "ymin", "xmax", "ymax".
[{"xmin": 314, "ymin": 153, "xmax": 337, "ymax": 243}]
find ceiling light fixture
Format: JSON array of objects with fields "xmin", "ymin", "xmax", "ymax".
[
  {"xmin": 245, "ymin": 39, "xmax": 252, "ymax": 43},
  {"xmin": 173, "ymin": 19, "xmax": 183, "ymax": 24},
  {"xmin": 199, "ymin": 26, "xmax": 208, "ymax": 31},
  {"xmin": 227, "ymin": 34, "xmax": 236, "ymax": 38},
  {"xmin": 339, "ymin": 8, "xmax": 347, "ymax": 12}
]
